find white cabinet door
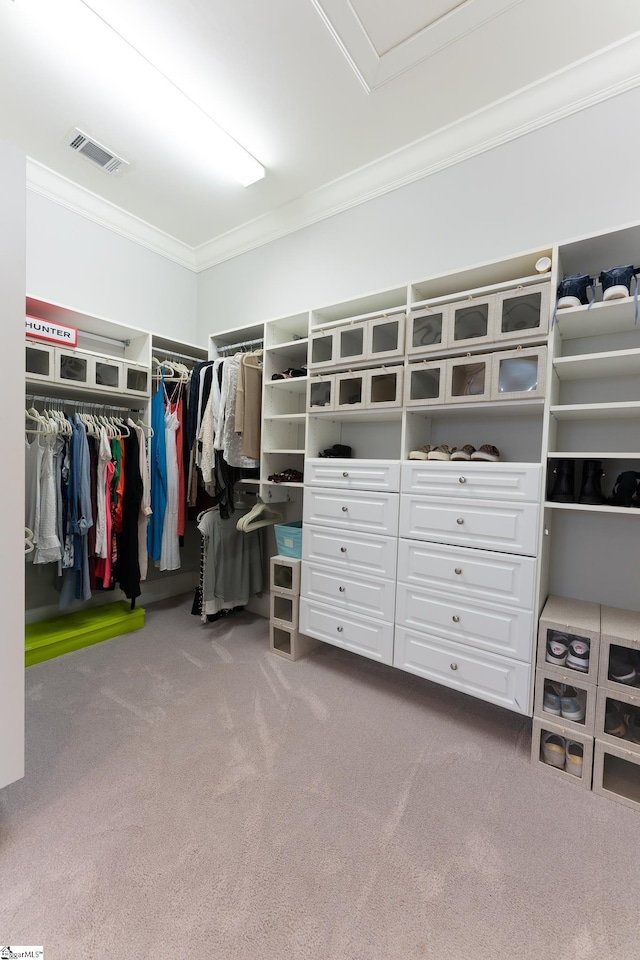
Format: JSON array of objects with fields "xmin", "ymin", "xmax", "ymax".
[
  {"xmin": 396, "ymin": 583, "xmax": 533, "ymax": 661},
  {"xmin": 401, "ymin": 461, "xmax": 541, "ymax": 502},
  {"xmin": 302, "ymin": 524, "xmax": 397, "ymax": 579},
  {"xmin": 304, "ymin": 488, "xmax": 399, "ymax": 536},
  {"xmin": 300, "ymin": 598, "xmax": 394, "ymax": 664},
  {"xmin": 394, "ymin": 627, "xmax": 531, "ymax": 715},
  {"xmin": 302, "ymin": 562, "xmax": 395, "ymax": 622},
  {"xmin": 397, "ymin": 538, "xmax": 536, "ymax": 609},
  {"xmin": 399, "ymin": 495, "xmax": 538, "ymax": 556},
  {"xmin": 305, "ymin": 458, "xmax": 400, "ymax": 492}
]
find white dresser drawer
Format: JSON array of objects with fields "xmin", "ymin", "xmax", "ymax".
[
  {"xmin": 302, "ymin": 524, "xmax": 397, "ymax": 579},
  {"xmin": 399, "ymin": 495, "xmax": 538, "ymax": 556},
  {"xmin": 302, "ymin": 562, "xmax": 395, "ymax": 622},
  {"xmin": 396, "ymin": 583, "xmax": 533, "ymax": 661},
  {"xmin": 401, "ymin": 461, "xmax": 541, "ymax": 502},
  {"xmin": 397, "ymin": 538, "xmax": 536, "ymax": 609},
  {"xmin": 305, "ymin": 458, "xmax": 400, "ymax": 492},
  {"xmin": 394, "ymin": 626, "xmax": 531, "ymax": 715},
  {"xmin": 300, "ymin": 598, "xmax": 394, "ymax": 665},
  {"xmin": 303, "ymin": 488, "xmax": 399, "ymax": 537}
]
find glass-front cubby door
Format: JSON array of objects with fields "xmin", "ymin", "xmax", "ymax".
[
  {"xmin": 406, "ymin": 306, "xmax": 448, "ymax": 356},
  {"xmin": 124, "ymin": 363, "xmax": 151, "ymax": 396},
  {"xmin": 337, "ymin": 322, "xmax": 367, "ymax": 365},
  {"xmin": 449, "ymin": 296, "xmax": 494, "ymax": 350},
  {"xmin": 445, "ymin": 353, "xmax": 492, "ymax": 403},
  {"xmin": 366, "ymin": 367, "xmax": 403, "ymax": 408},
  {"xmin": 335, "ymin": 370, "xmax": 365, "ymax": 410},
  {"xmin": 56, "ymin": 348, "xmax": 90, "ymax": 387},
  {"xmin": 491, "ymin": 346, "xmax": 547, "ymax": 401},
  {"xmin": 368, "ymin": 313, "xmax": 405, "ymax": 362},
  {"xmin": 308, "ymin": 375, "xmax": 335, "ymax": 411},
  {"xmin": 494, "ymin": 283, "xmax": 550, "ymax": 342},
  {"xmin": 93, "ymin": 355, "xmax": 123, "ymax": 392},
  {"xmin": 309, "ymin": 329, "xmax": 337, "ymax": 369},
  {"xmin": 25, "ymin": 342, "xmax": 54, "ymax": 382},
  {"xmin": 405, "ymin": 360, "xmax": 446, "ymax": 406}
]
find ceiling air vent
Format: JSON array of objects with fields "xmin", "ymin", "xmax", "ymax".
[{"xmin": 67, "ymin": 128, "xmax": 129, "ymax": 175}]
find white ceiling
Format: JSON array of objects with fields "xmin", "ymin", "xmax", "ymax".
[{"xmin": 2, "ymin": 0, "xmax": 640, "ymax": 269}]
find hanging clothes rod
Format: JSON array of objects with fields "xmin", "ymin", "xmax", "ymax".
[
  {"xmin": 151, "ymin": 346, "xmax": 207, "ymax": 364},
  {"xmin": 217, "ymin": 336, "xmax": 264, "ymax": 355},
  {"xmin": 79, "ymin": 330, "xmax": 131, "ymax": 349},
  {"xmin": 26, "ymin": 394, "xmax": 144, "ymax": 414}
]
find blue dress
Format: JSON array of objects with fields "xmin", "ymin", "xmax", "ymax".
[{"xmin": 147, "ymin": 380, "xmax": 167, "ymax": 561}]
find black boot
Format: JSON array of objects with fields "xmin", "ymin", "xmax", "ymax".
[
  {"xmin": 549, "ymin": 459, "xmax": 575, "ymax": 502},
  {"xmin": 609, "ymin": 471, "xmax": 640, "ymax": 507},
  {"xmin": 578, "ymin": 459, "xmax": 605, "ymax": 505}
]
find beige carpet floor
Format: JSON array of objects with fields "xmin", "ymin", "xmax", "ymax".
[{"xmin": 1, "ymin": 593, "xmax": 639, "ymax": 960}]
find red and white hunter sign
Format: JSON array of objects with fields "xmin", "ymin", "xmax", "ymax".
[{"xmin": 25, "ymin": 315, "xmax": 78, "ymax": 347}]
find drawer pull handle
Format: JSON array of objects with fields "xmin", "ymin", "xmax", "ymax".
[
  {"xmin": 339, "ymin": 586, "xmax": 345, "ymax": 592},
  {"xmin": 337, "ymin": 626, "xmax": 343, "ymax": 632},
  {"xmin": 450, "ymin": 663, "xmax": 458, "ymax": 671},
  {"xmin": 452, "ymin": 615, "xmax": 460, "ymax": 623},
  {"xmin": 340, "ymin": 547, "xmax": 347, "ymax": 553},
  {"xmin": 342, "ymin": 506, "xmax": 348, "ymax": 512},
  {"xmin": 342, "ymin": 472, "xmax": 349, "ymax": 477},
  {"xmin": 456, "ymin": 518, "xmax": 464, "ymax": 525},
  {"xmin": 458, "ymin": 476, "xmax": 466, "ymax": 484},
  {"xmin": 455, "ymin": 568, "xmax": 462, "ymax": 575}
]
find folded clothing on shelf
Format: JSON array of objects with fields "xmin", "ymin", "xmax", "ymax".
[{"xmin": 319, "ymin": 444, "xmax": 352, "ymax": 458}]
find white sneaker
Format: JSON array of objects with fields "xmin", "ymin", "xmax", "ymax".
[
  {"xmin": 427, "ymin": 445, "xmax": 456, "ymax": 461},
  {"xmin": 409, "ymin": 445, "xmax": 431, "ymax": 460}
]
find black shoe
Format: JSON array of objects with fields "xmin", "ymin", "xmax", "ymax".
[
  {"xmin": 609, "ymin": 471, "xmax": 640, "ymax": 507},
  {"xmin": 578, "ymin": 459, "xmax": 605, "ymax": 505},
  {"xmin": 609, "ymin": 651, "xmax": 638, "ymax": 685},
  {"xmin": 605, "ymin": 702, "xmax": 627, "ymax": 737},
  {"xmin": 548, "ymin": 459, "xmax": 575, "ymax": 502},
  {"xmin": 319, "ymin": 444, "xmax": 352, "ymax": 458}
]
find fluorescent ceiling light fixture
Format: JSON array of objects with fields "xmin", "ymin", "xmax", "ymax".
[{"xmin": 13, "ymin": 0, "xmax": 265, "ymax": 186}]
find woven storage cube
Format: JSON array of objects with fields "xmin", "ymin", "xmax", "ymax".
[
  {"xmin": 270, "ymin": 555, "xmax": 301, "ymax": 596},
  {"xmin": 531, "ymin": 716, "xmax": 593, "ymax": 790},
  {"xmin": 533, "ymin": 666, "xmax": 596, "ymax": 736},
  {"xmin": 593, "ymin": 738, "xmax": 640, "ymax": 813},
  {"xmin": 599, "ymin": 605, "xmax": 640, "ymax": 694},
  {"xmin": 536, "ymin": 595, "xmax": 600, "ymax": 684}
]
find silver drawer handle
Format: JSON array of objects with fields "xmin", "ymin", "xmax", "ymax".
[
  {"xmin": 339, "ymin": 586, "xmax": 345, "ymax": 592},
  {"xmin": 450, "ymin": 663, "xmax": 458, "ymax": 671},
  {"xmin": 456, "ymin": 518, "xmax": 464, "ymax": 525},
  {"xmin": 340, "ymin": 547, "xmax": 347, "ymax": 553},
  {"xmin": 455, "ymin": 568, "xmax": 462, "ymax": 575},
  {"xmin": 342, "ymin": 472, "xmax": 349, "ymax": 477},
  {"xmin": 337, "ymin": 626, "xmax": 343, "ymax": 632},
  {"xmin": 452, "ymin": 615, "xmax": 460, "ymax": 623},
  {"xmin": 342, "ymin": 506, "xmax": 348, "ymax": 512},
  {"xmin": 458, "ymin": 476, "xmax": 466, "ymax": 484}
]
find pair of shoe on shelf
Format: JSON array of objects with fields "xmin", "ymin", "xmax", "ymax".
[
  {"xmin": 556, "ymin": 265, "xmax": 639, "ymax": 309},
  {"xmin": 604, "ymin": 701, "xmax": 640, "ymax": 742},
  {"xmin": 318, "ymin": 444, "xmax": 352, "ymax": 459},
  {"xmin": 543, "ymin": 682, "xmax": 586, "ymax": 722},
  {"xmin": 545, "ymin": 630, "xmax": 590, "ymax": 672},
  {"xmin": 542, "ymin": 733, "xmax": 584, "ymax": 777},
  {"xmin": 549, "ymin": 460, "xmax": 640, "ymax": 507},
  {"xmin": 267, "ymin": 468, "xmax": 304, "ymax": 483},
  {"xmin": 608, "ymin": 646, "xmax": 640, "ymax": 686},
  {"xmin": 408, "ymin": 444, "xmax": 500, "ymax": 462},
  {"xmin": 271, "ymin": 367, "xmax": 306, "ymax": 380}
]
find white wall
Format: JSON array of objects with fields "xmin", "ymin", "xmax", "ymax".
[
  {"xmin": 197, "ymin": 84, "xmax": 640, "ymax": 337},
  {"xmin": 0, "ymin": 140, "xmax": 25, "ymax": 790},
  {"xmin": 27, "ymin": 191, "xmax": 198, "ymax": 342}
]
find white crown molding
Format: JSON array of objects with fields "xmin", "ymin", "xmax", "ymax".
[
  {"xmin": 194, "ymin": 32, "xmax": 640, "ymax": 272},
  {"xmin": 26, "ymin": 159, "xmax": 197, "ymax": 270},
  {"xmin": 310, "ymin": 0, "xmax": 525, "ymax": 92}
]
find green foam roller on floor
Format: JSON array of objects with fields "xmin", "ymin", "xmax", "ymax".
[{"xmin": 25, "ymin": 601, "xmax": 145, "ymax": 667}]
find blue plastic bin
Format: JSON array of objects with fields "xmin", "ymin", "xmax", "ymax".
[{"xmin": 274, "ymin": 521, "xmax": 303, "ymax": 559}]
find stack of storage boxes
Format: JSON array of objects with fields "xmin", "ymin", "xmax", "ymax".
[
  {"xmin": 269, "ymin": 554, "xmax": 318, "ymax": 661},
  {"xmin": 533, "ymin": 598, "xmax": 640, "ymax": 811}
]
